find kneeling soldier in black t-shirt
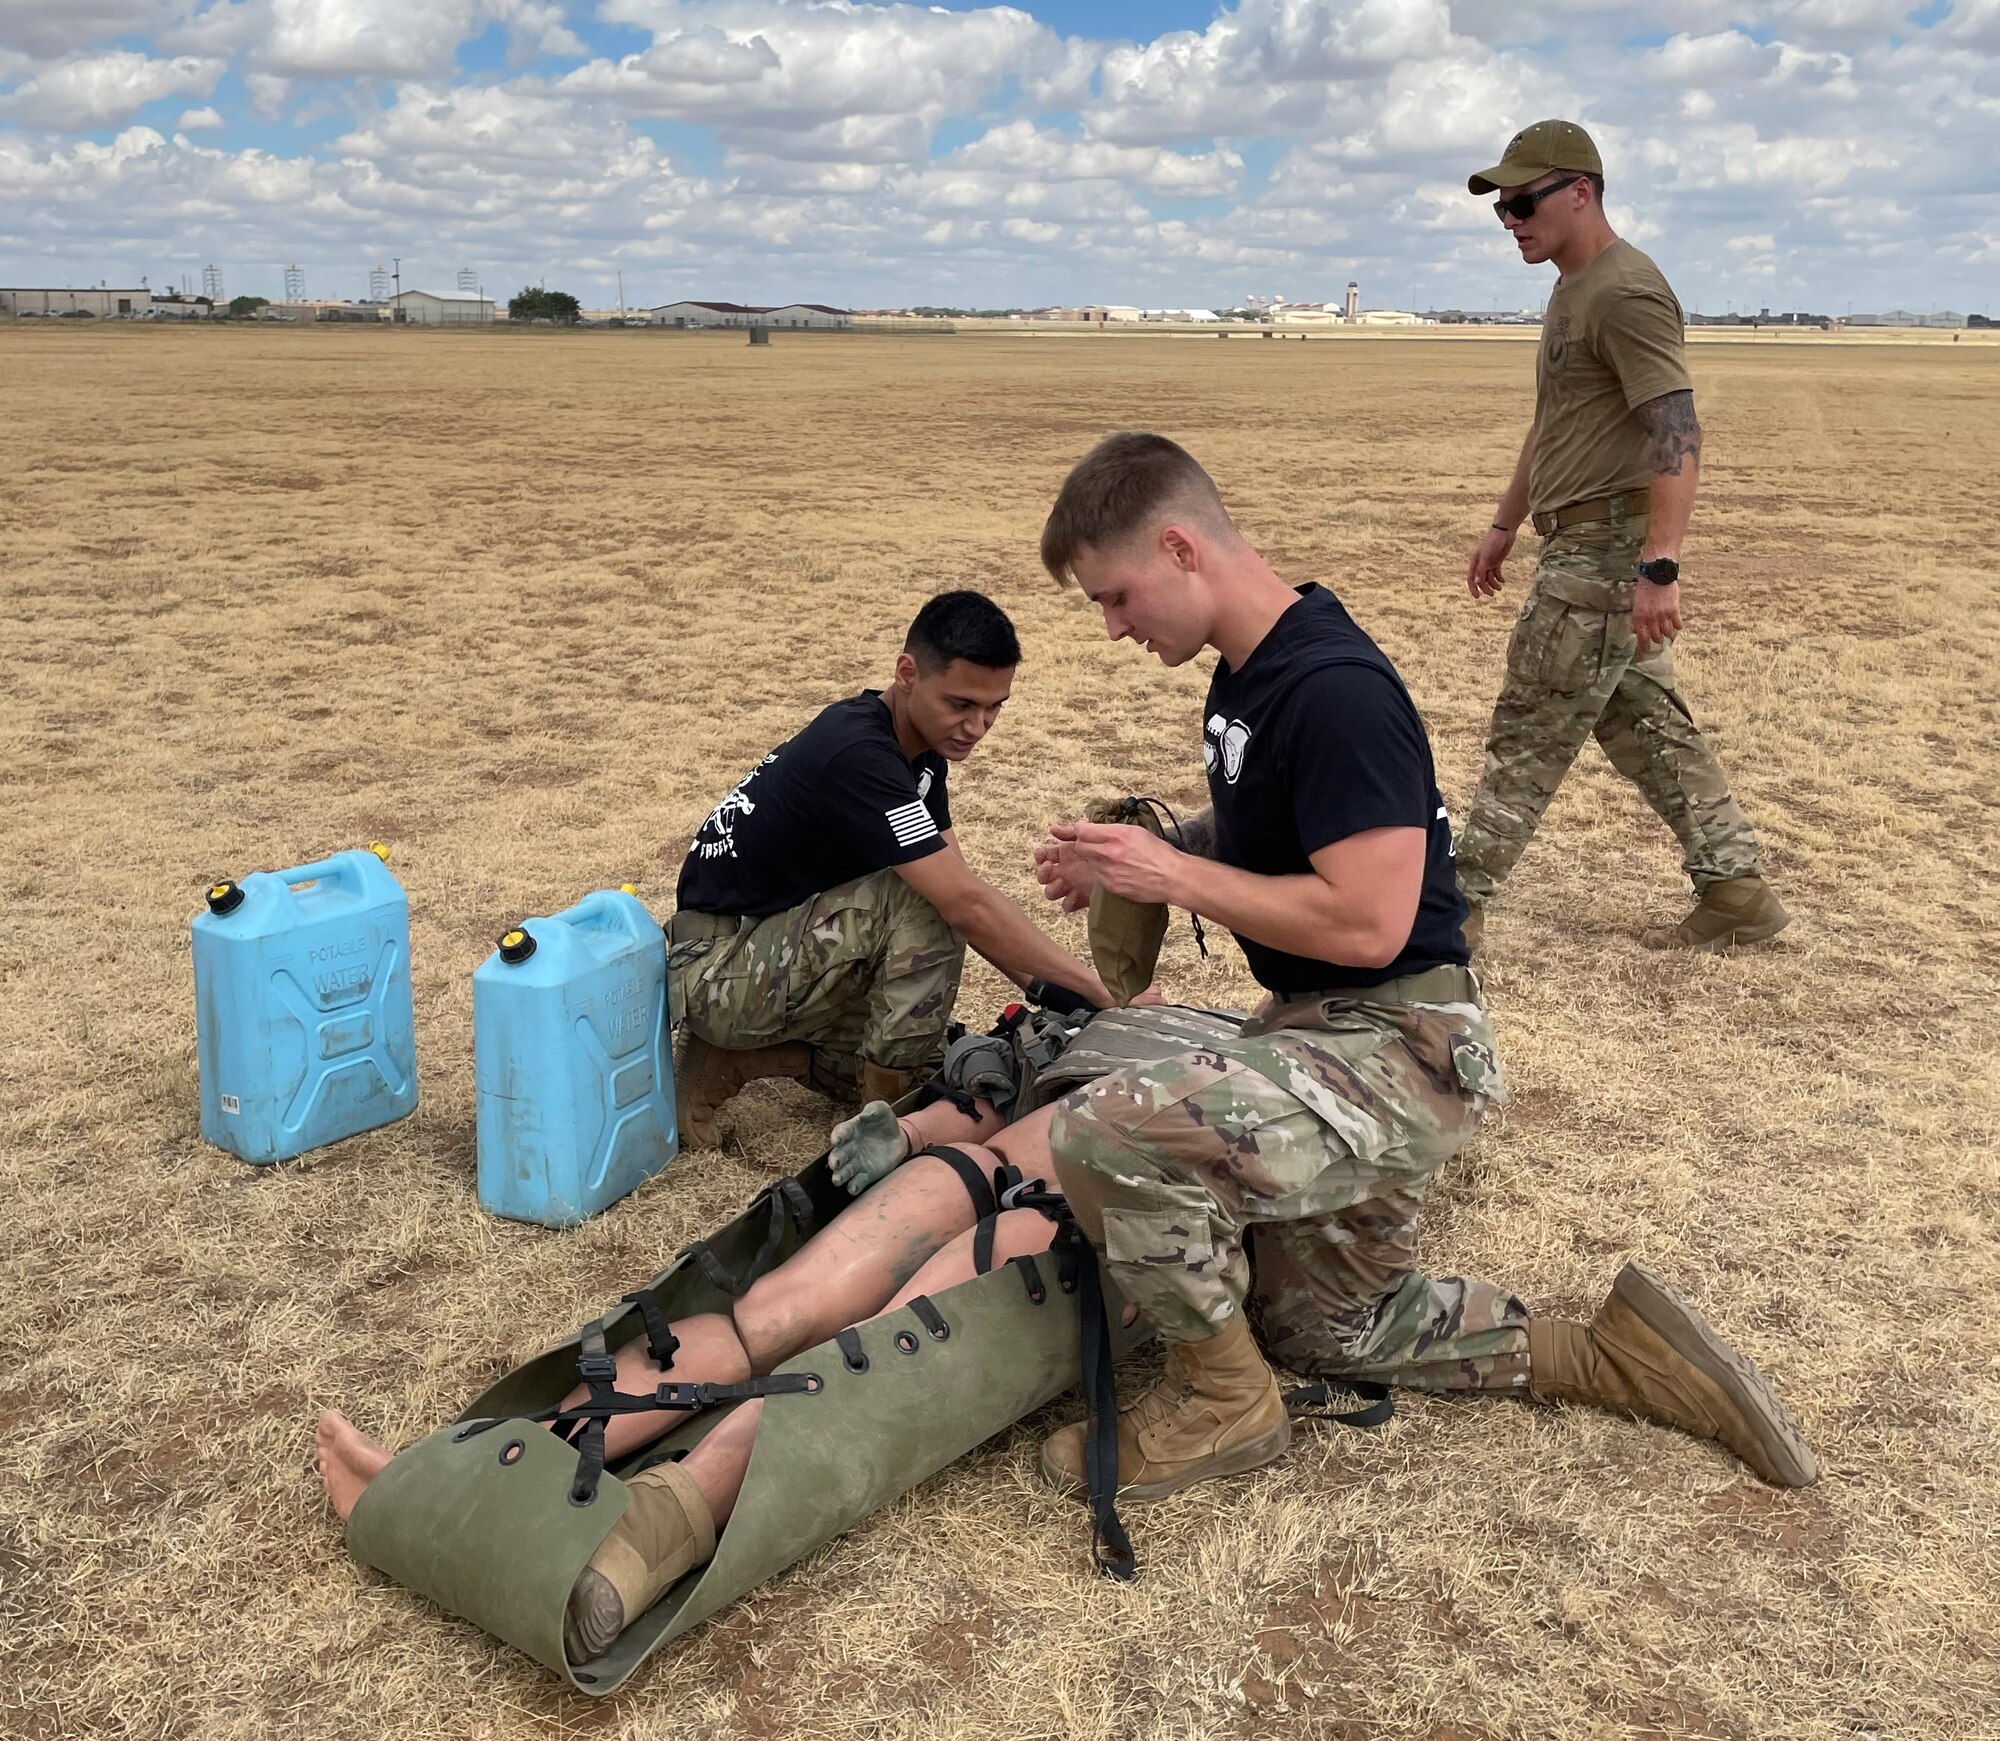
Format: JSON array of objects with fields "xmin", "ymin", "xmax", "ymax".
[
  {"xmin": 1026, "ymin": 435, "xmax": 1814, "ymax": 1501},
  {"xmin": 670, "ymin": 591, "xmax": 1115, "ymax": 1145}
]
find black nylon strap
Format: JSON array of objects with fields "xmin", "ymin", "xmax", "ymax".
[
  {"xmin": 1282, "ymin": 1380, "xmax": 1394, "ymax": 1430},
  {"xmin": 566, "ymin": 1322, "xmax": 622, "ymax": 1505},
  {"xmin": 907, "ymin": 1296, "xmax": 950, "ymax": 1342},
  {"xmin": 677, "ymin": 1179, "xmax": 812, "ymax": 1299},
  {"xmin": 914, "ymin": 1145, "xmax": 998, "ymax": 1221},
  {"xmin": 620, "ymin": 1288, "xmax": 680, "ymax": 1372},
  {"xmin": 1059, "ymin": 1222, "xmax": 1135, "ymax": 1581},
  {"xmin": 1012, "ymin": 1252, "xmax": 1046, "ymax": 1304},
  {"xmin": 972, "ymin": 1214, "xmax": 999, "ymax": 1276},
  {"xmin": 836, "ymin": 1327, "xmax": 868, "ymax": 1373}
]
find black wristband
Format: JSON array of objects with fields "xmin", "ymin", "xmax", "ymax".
[{"xmin": 1491, "ymin": 522, "xmax": 1514, "ymax": 534}]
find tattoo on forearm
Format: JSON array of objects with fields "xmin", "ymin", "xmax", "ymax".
[
  {"xmin": 1636, "ymin": 389, "xmax": 1702, "ymax": 476},
  {"xmin": 1173, "ymin": 806, "xmax": 1219, "ymax": 860}
]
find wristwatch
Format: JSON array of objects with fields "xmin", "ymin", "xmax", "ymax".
[{"xmin": 1638, "ymin": 557, "xmax": 1680, "ymax": 586}]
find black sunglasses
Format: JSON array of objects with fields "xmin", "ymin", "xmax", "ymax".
[{"xmin": 1493, "ymin": 173, "xmax": 1582, "ymax": 222}]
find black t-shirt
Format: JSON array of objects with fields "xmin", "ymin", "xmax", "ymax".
[
  {"xmin": 676, "ymin": 691, "xmax": 952, "ymax": 918},
  {"xmin": 1204, "ymin": 585, "xmax": 1468, "ymax": 993}
]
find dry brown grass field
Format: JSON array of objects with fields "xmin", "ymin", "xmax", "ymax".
[{"xmin": 4, "ymin": 323, "xmax": 1996, "ymax": 1741}]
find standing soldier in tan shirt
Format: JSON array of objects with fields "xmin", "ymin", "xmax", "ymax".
[{"xmin": 1454, "ymin": 120, "xmax": 1791, "ymax": 953}]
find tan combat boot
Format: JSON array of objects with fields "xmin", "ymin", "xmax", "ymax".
[
  {"xmin": 1530, "ymin": 1263, "xmax": 1817, "ymax": 1486},
  {"xmin": 860, "ymin": 1060, "xmax": 923, "ymax": 1107},
  {"xmin": 1460, "ymin": 903, "xmax": 1484, "ymax": 955},
  {"xmin": 674, "ymin": 1034, "xmax": 813, "ymax": 1147},
  {"xmin": 1640, "ymin": 876, "xmax": 1792, "ymax": 953},
  {"xmin": 564, "ymin": 1460, "xmax": 717, "ymax": 1664},
  {"xmin": 1040, "ymin": 1315, "xmax": 1293, "ymax": 1502}
]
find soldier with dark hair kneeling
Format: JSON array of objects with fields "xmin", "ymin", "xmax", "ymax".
[
  {"xmin": 1026, "ymin": 432, "xmax": 1815, "ymax": 1500},
  {"xmin": 669, "ymin": 589, "xmax": 1115, "ymax": 1144}
]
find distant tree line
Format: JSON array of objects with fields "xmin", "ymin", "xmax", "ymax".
[{"xmin": 508, "ymin": 286, "xmax": 582, "ymax": 324}]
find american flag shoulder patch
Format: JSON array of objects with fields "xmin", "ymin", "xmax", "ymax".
[{"xmin": 884, "ymin": 799, "xmax": 938, "ymax": 847}]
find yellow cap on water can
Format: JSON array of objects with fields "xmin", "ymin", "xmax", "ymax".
[
  {"xmin": 620, "ymin": 883, "xmax": 637, "ymax": 895},
  {"xmin": 369, "ymin": 842, "xmax": 391, "ymax": 862}
]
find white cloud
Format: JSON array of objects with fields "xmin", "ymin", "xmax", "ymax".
[
  {"xmin": 945, "ymin": 121, "xmax": 1242, "ymax": 197},
  {"xmin": 256, "ymin": 0, "xmax": 580, "ymax": 80},
  {"xmin": 570, "ymin": 0, "xmax": 1068, "ymax": 161},
  {"xmin": 0, "ymin": 3, "xmax": 188, "ymax": 61},
  {"xmin": 0, "ymin": 0, "xmax": 1993, "ymax": 314},
  {"xmin": 0, "ymin": 49, "xmax": 221, "ymax": 129}
]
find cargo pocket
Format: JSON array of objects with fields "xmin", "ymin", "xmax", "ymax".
[
  {"xmin": 1506, "ymin": 596, "xmax": 1606, "ymax": 697},
  {"xmin": 1102, "ymin": 1205, "xmax": 1218, "ymax": 1277},
  {"xmin": 1447, "ymin": 1032, "xmax": 1504, "ymax": 1106}
]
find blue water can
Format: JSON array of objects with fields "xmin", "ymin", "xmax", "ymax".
[
  {"xmin": 474, "ymin": 887, "xmax": 678, "ymax": 1227},
  {"xmin": 193, "ymin": 845, "xmax": 419, "ymax": 1164}
]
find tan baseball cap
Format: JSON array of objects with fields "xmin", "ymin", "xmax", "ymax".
[{"xmin": 1468, "ymin": 119, "xmax": 1603, "ymax": 195}]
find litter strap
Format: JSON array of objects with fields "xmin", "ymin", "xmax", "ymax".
[
  {"xmin": 906, "ymin": 1296, "xmax": 951, "ymax": 1342},
  {"xmin": 1058, "ymin": 1220, "xmax": 1135, "ymax": 1582},
  {"xmin": 621, "ymin": 1287, "xmax": 681, "ymax": 1372},
  {"xmin": 678, "ymin": 1178, "xmax": 817, "ymax": 1299},
  {"xmin": 914, "ymin": 1145, "xmax": 999, "ymax": 1221},
  {"xmin": 1282, "ymin": 1379, "xmax": 1394, "ymax": 1430},
  {"xmin": 455, "ymin": 1319, "xmax": 822, "ymax": 1506}
]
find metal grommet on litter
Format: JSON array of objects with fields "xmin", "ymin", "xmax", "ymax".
[
  {"xmin": 498, "ymin": 1439, "xmax": 526, "ymax": 1466},
  {"xmin": 894, "ymin": 1330, "xmax": 919, "ymax": 1355}
]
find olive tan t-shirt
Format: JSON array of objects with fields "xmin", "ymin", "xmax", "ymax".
[{"xmin": 1529, "ymin": 239, "xmax": 1692, "ymax": 517}]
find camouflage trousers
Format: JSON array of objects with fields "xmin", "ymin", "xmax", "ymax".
[
  {"xmin": 668, "ymin": 869, "xmax": 966, "ymax": 1082},
  {"xmin": 1047, "ymin": 971, "xmax": 1532, "ymax": 1394},
  {"xmin": 1457, "ymin": 511, "xmax": 1762, "ymax": 904}
]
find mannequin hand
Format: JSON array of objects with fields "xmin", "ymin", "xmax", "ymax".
[{"xmin": 829, "ymin": 1100, "xmax": 909, "ymax": 1195}]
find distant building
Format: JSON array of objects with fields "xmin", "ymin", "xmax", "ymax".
[
  {"xmin": 1351, "ymin": 309, "xmax": 1433, "ymax": 326},
  {"xmin": 1345, "ymin": 281, "xmax": 1360, "ymax": 322},
  {"xmin": 1848, "ymin": 309, "xmax": 1964, "ymax": 328},
  {"xmin": 390, "ymin": 289, "xmax": 494, "ymax": 326},
  {"xmin": 267, "ymin": 299, "xmax": 385, "ymax": 322},
  {"xmin": 761, "ymin": 303, "xmax": 852, "ymax": 329},
  {"xmin": 649, "ymin": 300, "xmax": 851, "ymax": 328},
  {"xmin": 1273, "ymin": 303, "xmax": 1345, "ymax": 325},
  {"xmin": 2, "ymin": 285, "xmax": 151, "ymax": 317}
]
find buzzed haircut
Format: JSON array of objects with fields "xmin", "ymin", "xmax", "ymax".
[
  {"xmin": 1040, "ymin": 432, "xmax": 1232, "ymax": 584},
  {"xmin": 905, "ymin": 589, "xmax": 1021, "ymax": 672}
]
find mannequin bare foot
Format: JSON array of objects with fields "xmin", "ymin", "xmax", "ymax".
[{"xmin": 315, "ymin": 1410, "xmax": 392, "ymax": 1521}]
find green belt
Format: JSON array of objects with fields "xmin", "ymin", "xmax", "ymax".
[
  {"xmin": 667, "ymin": 910, "xmax": 752, "ymax": 944},
  {"xmin": 1531, "ymin": 487, "xmax": 1651, "ymax": 537},
  {"xmin": 1291, "ymin": 964, "xmax": 1481, "ymax": 1008}
]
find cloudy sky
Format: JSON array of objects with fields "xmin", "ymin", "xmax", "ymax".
[{"xmin": 1, "ymin": 0, "xmax": 1994, "ymax": 314}]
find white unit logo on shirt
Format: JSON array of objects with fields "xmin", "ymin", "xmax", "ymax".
[
  {"xmin": 917, "ymin": 767, "xmax": 934, "ymax": 801},
  {"xmin": 1204, "ymin": 714, "xmax": 1252, "ymax": 784},
  {"xmin": 694, "ymin": 753, "xmax": 775, "ymax": 861}
]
